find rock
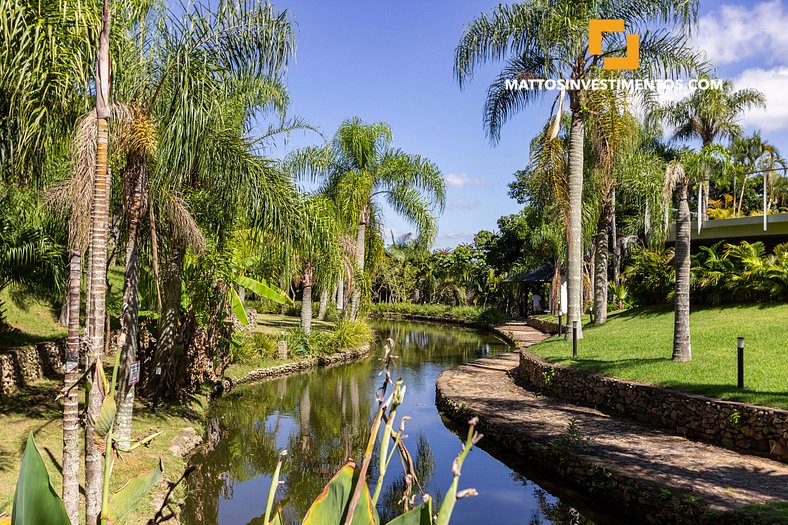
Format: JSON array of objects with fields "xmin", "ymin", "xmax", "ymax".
[{"xmin": 170, "ymin": 427, "xmax": 203, "ymax": 458}]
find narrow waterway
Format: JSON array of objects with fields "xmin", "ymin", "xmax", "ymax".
[{"xmin": 181, "ymin": 320, "xmax": 599, "ymax": 525}]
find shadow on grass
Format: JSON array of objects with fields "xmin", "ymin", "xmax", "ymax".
[
  {"xmin": 0, "ymin": 332, "xmax": 60, "ymax": 349},
  {"xmin": 0, "ymin": 381, "xmax": 62, "ymax": 419}
]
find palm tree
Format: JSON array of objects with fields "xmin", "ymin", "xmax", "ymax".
[
  {"xmin": 84, "ymin": 0, "xmax": 113, "ymax": 520},
  {"xmin": 454, "ymin": 0, "xmax": 704, "ymax": 339},
  {"xmin": 288, "ymin": 118, "xmax": 445, "ymax": 319},
  {"xmin": 291, "ymin": 195, "xmax": 341, "ymax": 335},
  {"xmin": 655, "ymin": 78, "xmax": 765, "ymax": 219},
  {"xmin": 663, "ymin": 147, "xmax": 719, "ymax": 361},
  {"xmin": 99, "ymin": 0, "xmax": 299, "ymax": 437}
]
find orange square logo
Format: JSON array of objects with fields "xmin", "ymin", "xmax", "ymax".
[{"xmin": 589, "ymin": 19, "xmax": 640, "ymax": 70}]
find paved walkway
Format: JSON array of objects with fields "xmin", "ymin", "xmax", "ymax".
[{"xmin": 437, "ymin": 323, "xmax": 788, "ymax": 514}]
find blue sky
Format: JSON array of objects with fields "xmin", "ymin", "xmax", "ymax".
[{"xmin": 264, "ymin": 0, "xmax": 788, "ymax": 248}]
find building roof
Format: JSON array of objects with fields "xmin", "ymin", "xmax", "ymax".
[
  {"xmin": 503, "ymin": 265, "xmax": 554, "ymax": 283},
  {"xmin": 666, "ymin": 213, "xmax": 788, "ymax": 248}
]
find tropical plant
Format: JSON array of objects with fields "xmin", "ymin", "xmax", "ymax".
[
  {"xmin": 652, "ymin": 77, "xmax": 765, "ymax": 218},
  {"xmin": 454, "ymin": 0, "xmax": 704, "ymax": 340},
  {"xmin": 290, "ymin": 195, "xmax": 342, "ymax": 335},
  {"xmin": 288, "ymin": 118, "xmax": 445, "ymax": 320}
]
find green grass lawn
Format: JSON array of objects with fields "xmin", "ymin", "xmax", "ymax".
[
  {"xmin": 0, "ymin": 288, "xmax": 66, "ymax": 347},
  {"xmin": 528, "ymin": 304, "xmax": 788, "ymax": 409}
]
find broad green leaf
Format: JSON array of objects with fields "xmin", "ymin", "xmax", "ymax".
[
  {"xmin": 235, "ymin": 275, "xmax": 292, "ymax": 305},
  {"xmin": 301, "ymin": 461, "xmax": 379, "ymax": 525},
  {"xmin": 95, "ymin": 393, "xmax": 117, "ymax": 438},
  {"xmin": 11, "ymin": 434, "xmax": 70, "ymax": 525},
  {"xmin": 229, "ymin": 286, "xmax": 249, "ymax": 326},
  {"xmin": 106, "ymin": 460, "xmax": 163, "ymax": 524},
  {"xmin": 385, "ymin": 499, "xmax": 432, "ymax": 525}
]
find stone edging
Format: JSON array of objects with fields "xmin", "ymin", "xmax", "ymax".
[
  {"xmin": 227, "ymin": 345, "xmax": 371, "ymax": 390},
  {"xmin": 0, "ymin": 340, "xmax": 67, "ymax": 396},
  {"xmin": 517, "ymin": 349, "xmax": 788, "ymax": 462},
  {"xmin": 436, "ymin": 381, "xmax": 735, "ymax": 525}
]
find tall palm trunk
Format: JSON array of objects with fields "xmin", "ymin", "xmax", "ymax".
[
  {"xmin": 672, "ymin": 182, "xmax": 692, "ymax": 361},
  {"xmin": 62, "ymin": 251, "xmax": 81, "ymax": 524},
  {"xmin": 86, "ymin": 118, "xmax": 110, "ymax": 525},
  {"xmin": 592, "ymin": 228, "xmax": 608, "ymax": 324},
  {"xmin": 317, "ymin": 288, "xmax": 328, "ymax": 321},
  {"xmin": 566, "ymin": 104, "xmax": 584, "ymax": 340},
  {"xmin": 153, "ymin": 241, "xmax": 184, "ymax": 400},
  {"xmin": 115, "ymin": 164, "xmax": 147, "ymax": 448},
  {"xmin": 300, "ymin": 266, "xmax": 314, "ymax": 335},
  {"xmin": 348, "ymin": 205, "xmax": 370, "ymax": 320},
  {"xmin": 593, "ymin": 192, "xmax": 612, "ymax": 325}
]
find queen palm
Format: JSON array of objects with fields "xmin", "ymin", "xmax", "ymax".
[
  {"xmin": 88, "ymin": 0, "xmax": 300, "ymax": 444},
  {"xmin": 663, "ymin": 146, "xmax": 721, "ymax": 361},
  {"xmin": 655, "ymin": 77, "xmax": 765, "ymax": 218},
  {"xmin": 288, "ymin": 118, "xmax": 445, "ymax": 319},
  {"xmin": 291, "ymin": 195, "xmax": 341, "ymax": 335},
  {"xmin": 455, "ymin": 0, "xmax": 704, "ymax": 339}
]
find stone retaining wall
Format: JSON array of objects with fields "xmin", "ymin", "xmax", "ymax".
[
  {"xmin": 517, "ymin": 350, "xmax": 788, "ymax": 461},
  {"xmin": 526, "ymin": 317, "xmax": 560, "ymax": 334},
  {"xmin": 229, "ymin": 345, "xmax": 371, "ymax": 389},
  {"xmin": 0, "ymin": 339, "xmax": 67, "ymax": 396}
]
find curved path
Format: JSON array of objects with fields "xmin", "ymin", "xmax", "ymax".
[{"xmin": 437, "ymin": 323, "xmax": 788, "ymax": 522}]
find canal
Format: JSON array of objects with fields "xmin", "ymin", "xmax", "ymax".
[{"xmin": 181, "ymin": 320, "xmax": 601, "ymax": 524}]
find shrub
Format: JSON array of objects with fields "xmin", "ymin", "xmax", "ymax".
[
  {"xmin": 329, "ymin": 318, "xmax": 375, "ymax": 352},
  {"xmin": 230, "ymin": 332, "xmax": 278, "ymax": 363},
  {"xmin": 369, "ymin": 302, "xmax": 506, "ymax": 326}
]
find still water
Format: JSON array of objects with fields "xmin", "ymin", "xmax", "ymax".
[{"xmin": 181, "ymin": 320, "xmax": 598, "ymax": 525}]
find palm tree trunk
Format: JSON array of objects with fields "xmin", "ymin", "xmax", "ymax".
[
  {"xmin": 336, "ymin": 275, "xmax": 344, "ymax": 312},
  {"xmin": 349, "ymin": 205, "xmax": 370, "ymax": 320},
  {"xmin": 85, "ymin": 1, "xmax": 112, "ymax": 520},
  {"xmin": 62, "ymin": 251, "xmax": 81, "ymax": 524},
  {"xmin": 673, "ymin": 181, "xmax": 692, "ymax": 361},
  {"xmin": 301, "ymin": 267, "xmax": 314, "ymax": 335},
  {"xmin": 592, "ymin": 228, "xmax": 608, "ymax": 324},
  {"xmin": 153, "ymin": 241, "xmax": 184, "ymax": 400},
  {"xmin": 566, "ymin": 106, "xmax": 584, "ymax": 340},
  {"xmin": 86, "ymin": 116, "xmax": 111, "ymax": 525},
  {"xmin": 317, "ymin": 288, "xmax": 328, "ymax": 321},
  {"xmin": 115, "ymin": 166, "xmax": 147, "ymax": 448}
]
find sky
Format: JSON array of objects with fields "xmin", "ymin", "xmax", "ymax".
[{"xmin": 263, "ymin": 0, "xmax": 788, "ymax": 248}]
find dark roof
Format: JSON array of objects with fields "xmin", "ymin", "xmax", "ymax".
[{"xmin": 503, "ymin": 265, "xmax": 554, "ymax": 283}]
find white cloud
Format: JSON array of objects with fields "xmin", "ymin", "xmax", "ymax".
[
  {"xmin": 734, "ymin": 66, "xmax": 788, "ymax": 131},
  {"xmin": 447, "ymin": 199, "xmax": 481, "ymax": 210},
  {"xmin": 445, "ymin": 173, "xmax": 484, "ymax": 188},
  {"xmin": 694, "ymin": 1, "xmax": 788, "ymax": 66}
]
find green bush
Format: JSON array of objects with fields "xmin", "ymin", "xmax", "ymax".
[
  {"xmin": 328, "ymin": 318, "xmax": 375, "ymax": 352},
  {"xmin": 230, "ymin": 332, "xmax": 278, "ymax": 363},
  {"xmin": 624, "ymin": 241, "xmax": 788, "ymax": 306},
  {"xmin": 369, "ymin": 302, "xmax": 507, "ymax": 326}
]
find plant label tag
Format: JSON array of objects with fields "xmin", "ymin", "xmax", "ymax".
[
  {"xmin": 128, "ymin": 361, "xmax": 140, "ymax": 386},
  {"xmin": 64, "ymin": 361, "xmax": 78, "ymax": 373}
]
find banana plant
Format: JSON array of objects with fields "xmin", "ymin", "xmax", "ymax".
[{"xmin": 230, "ymin": 274, "xmax": 292, "ymax": 326}]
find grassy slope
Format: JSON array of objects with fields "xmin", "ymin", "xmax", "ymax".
[
  {"xmin": 528, "ymin": 304, "xmax": 788, "ymax": 409},
  {"xmin": 0, "ymin": 288, "xmax": 66, "ymax": 347}
]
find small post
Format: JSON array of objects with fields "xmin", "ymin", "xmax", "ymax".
[
  {"xmin": 737, "ymin": 337, "xmax": 745, "ymax": 390},
  {"xmin": 572, "ymin": 320, "xmax": 578, "ymax": 358},
  {"xmin": 558, "ymin": 312, "xmax": 563, "ymax": 336}
]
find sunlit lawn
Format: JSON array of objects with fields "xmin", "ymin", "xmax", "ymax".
[{"xmin": 529, "ymin": 304, "xmax": 788, "ymax": 409}]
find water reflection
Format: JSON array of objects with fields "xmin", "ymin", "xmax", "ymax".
[{"xmin": 181, "ymin": 321, "xmax": 597, "ymax": 525}]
